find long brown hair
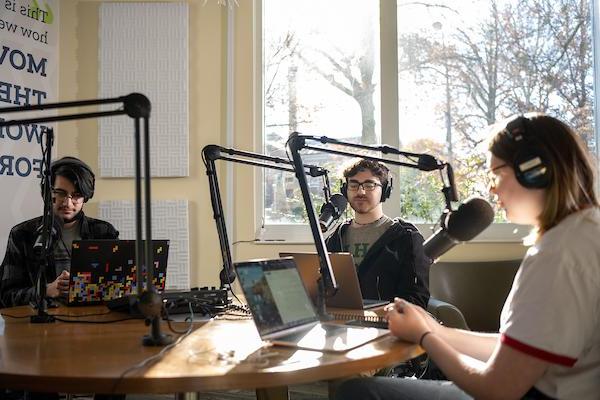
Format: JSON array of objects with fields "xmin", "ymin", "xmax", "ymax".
[{"xmin": 489, "ymin": 113, "xmax": 599, "ymax": 237}]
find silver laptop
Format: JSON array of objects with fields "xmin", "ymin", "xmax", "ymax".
[
  {"xmin": 234, "ymin": 257, "xmax": 389, "ymax": 353},
  {"xmin": 279, "ymin": 252, "xmax": 388, "ymax": 310}
]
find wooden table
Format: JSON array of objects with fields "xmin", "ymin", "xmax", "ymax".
[{"xmin": 0, "ymin": 305, "xmax": 423, "ymax": 398}]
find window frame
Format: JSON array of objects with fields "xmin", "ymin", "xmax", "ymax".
[{"xmin": 252, "ymin": 0, "xmax": 600, "ymax": 244}]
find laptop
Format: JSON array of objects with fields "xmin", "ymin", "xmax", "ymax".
[
  {"xmin": 234, "ymin": 257, "xmax": 389, "ymax": 353},
  {"xmin": 279, "ymin": 252, "xmax": 388, "ymax": 310},
  {"xmin": 67, "ymin": 239, "xmax": 170, "ymax": 305}
]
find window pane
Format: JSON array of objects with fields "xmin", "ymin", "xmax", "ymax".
[
  {"xmin": 263, "ymin": 0, "xmax": 381, "ymax": 224},
  {"xmin": 397, "ymin": 0, "xmax": 594, "ymax": 223}
]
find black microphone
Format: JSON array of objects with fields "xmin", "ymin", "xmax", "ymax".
[
  {"xmin": 319, "ymin": 194, "xmax": 348, "ymax": 232},
  {"xmin": 32, "ymin": 229, "xmax": 50, "ymax": 256},
  {"xmin": 33, "ymin": 213, "xmax": 64, "ymax": 256},
  {"xmin": 424, "ymin": 197, "xmax": 494, "ymax": 261}
]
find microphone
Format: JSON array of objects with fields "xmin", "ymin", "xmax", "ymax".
[
  {"xmin": 424, "ymin": 197, "xmax": 494, "ymax": 261},
  {"xmin": 319, "ymin": 194, "xmax": 348, "ymax": 232},
  {"xmin": 33, "ymin": 213, "xmax": 64, "ymax": 256},
  {"xmin": 32, "ymin": 229, "xmax": 50, "ymax": 256}
]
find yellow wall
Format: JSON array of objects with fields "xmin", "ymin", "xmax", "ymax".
[
  {"xmin": 58, "ymin": 0, "xmax": 527, "ymax": 289},
  {"xmin": 58, "ymin": 0, "xmax": 226, "ymax": 287}
]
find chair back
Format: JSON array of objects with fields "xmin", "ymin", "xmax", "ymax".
[{"xmin": 429, "ymin": 260, "xmax": 521, "ymax": 332}]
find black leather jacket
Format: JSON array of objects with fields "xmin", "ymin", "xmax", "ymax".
[
  {"xmin": 0, "ymin": 212, "xmax": 119, "ymax": 307},
  {"xmin": 326, "ymin": 218, "xmax": 431, "ymax": 308}
]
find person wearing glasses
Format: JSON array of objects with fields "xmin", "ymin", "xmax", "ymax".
[
  {"xmin": 326, "ymin": 159, "xmax": 430, "ymax": 308},
  {"xmin": 0, "ymin": 156, "xmax": 119, "ymax": 307},
  {"xmin": 335, "ymin": 114, "xmax": 600, "ymax": 400}
]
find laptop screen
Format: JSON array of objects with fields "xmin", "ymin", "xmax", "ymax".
[
  {"xmin": 68, "ymin": 239, "xmax": 169, "ymax": 305},
  {"xmin": 235, "ymin": 258, "xmax": 318, "ymax": 336}
]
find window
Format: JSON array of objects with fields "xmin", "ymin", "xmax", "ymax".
[
  {"xmin": 260, "ymin": 0, "xmax": 596, "ymax": 242},
  {"xmin": 262, "ymin": 0, "xmax": 381, "ymax": 229}
]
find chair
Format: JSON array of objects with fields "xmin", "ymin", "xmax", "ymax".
[{"xmin": 427, "ymin": 260, "xmax": 521, "ymax": 332}]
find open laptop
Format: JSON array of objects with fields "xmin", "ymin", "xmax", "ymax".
[
  {"xmin": 234, "ymin": 257, "xmax": 389, "ymax": 353},
  {"xmin": 279, "ymin": 252, "xmax": 388, "ymax": 310},
  {"xmin": 67, "ymin": 239, "xmax": 169, "ymax": 305}
]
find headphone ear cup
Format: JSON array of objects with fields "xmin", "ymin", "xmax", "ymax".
[
  {"xmin": 380, "ymin": 178, "xmax": 393, "ymax": 202},
  {"xmin": 341, "ymin": 181, "xmax": 348, "ymax": 198},
  {"xmin": 513, "ymin": 147, "xmax": 551, "ymax": 189}
]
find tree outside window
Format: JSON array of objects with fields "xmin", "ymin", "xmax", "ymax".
[{"xmin": 263, "ymin": 0, "xmax": 594, "ymax": 226}]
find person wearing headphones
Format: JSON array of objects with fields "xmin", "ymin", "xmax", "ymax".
[
  {"xmin": 0, "ymin": 156, "xmax": 119, "ymax": 307},
  {"xmin": 325, "ymin": 159, "xmax": 430, "ymax": 308},
  {"xmin": 335, "ymin": 113, "xmax": 600, "ymax": 399}
]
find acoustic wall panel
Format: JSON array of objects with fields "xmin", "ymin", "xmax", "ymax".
[
  {"xmin": 98, "ymin": 3, "xmax": 189, "ymax": 177},
  {"xmin": 99, "ymin": 200, "xmax": 190, "ymax": 290}
]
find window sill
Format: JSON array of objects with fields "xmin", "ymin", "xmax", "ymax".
[{"xmin": 255, "ymin": 222, "xmax": 531, "ymax": 244}]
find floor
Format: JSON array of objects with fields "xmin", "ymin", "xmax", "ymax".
[
  {"xmin": 7, "ymin": 382, "xmax": 330, "ymax": 400},
  {"xmin": 127, "ymin": 382, "xmax": 329, "ymax": 399}
]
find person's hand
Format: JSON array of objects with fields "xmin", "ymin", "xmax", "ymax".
[
  {"xmin": 383, "ymin": 298, "xmax": 441, "ymax": 333},
  {"xmin": 385, "ymin": 297, "xmax": 432, "ymax": 344},
  {"xmin": 46, "ymin": 270, "xmax": 70, "ymax": 298},
  {"xmin": 411, "ymin": 300, "xmax": 444, "ymax": 334}
]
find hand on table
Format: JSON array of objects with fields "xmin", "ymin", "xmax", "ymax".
[{"xmin": 384, "ymin": 297, "xmax": 440, "ymax": 344}]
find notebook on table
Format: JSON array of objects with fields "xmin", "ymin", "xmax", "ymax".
[
  {"xmin": 234, "ymin": 257, "xmax": 389, "ymax": 353},
  {"xmin": 67, "ymin": 239, "xmax": 169, "ymax": 305},
  {"xmin": 279, "ymin": 252, "xmax": 388, "ymax": 310}
]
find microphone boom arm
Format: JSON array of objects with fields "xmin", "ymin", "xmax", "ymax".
[
  {"xmin": 286, "ymin": 132, "xmax": 458, "ymax": 308},
  {"xmin": 0, "ymin": 93, "xmax": 171, "ymax": 346},
  {"xmin": 201, "ymin": 144, "xmax": 329, "ymax": 288}
]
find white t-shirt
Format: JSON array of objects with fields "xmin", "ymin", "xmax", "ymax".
[{"xmin": 500, "ymin": 208, "xmax": 600, "ymax": 399}]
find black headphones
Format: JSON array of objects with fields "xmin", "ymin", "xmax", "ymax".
[
  {"xmin": 505, "ymin": 116, "xmax": 551, "ymax": 189},
  {"xmin": 341, "ymin": 176, "xmax": 393, "ymax": 203}
]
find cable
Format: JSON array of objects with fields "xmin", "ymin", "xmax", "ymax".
[
  {"xmin": 214, "ymin": 303, "xmax": 252, "ymax": 320},
  {"xmin": 163, "ymin": 302, "xmax": 196, "ymax": 335}
]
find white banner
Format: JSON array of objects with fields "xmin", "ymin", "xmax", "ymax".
[{"xmin": 0, "ymin": 0, "xmax": 59, "ymax": 258}]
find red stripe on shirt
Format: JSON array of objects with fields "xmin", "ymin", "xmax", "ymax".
[{"xmin": 501, "ymin": 334, "xmax": 577, "ymax": 367}]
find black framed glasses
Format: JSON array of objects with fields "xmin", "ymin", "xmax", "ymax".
[
  {"xmin": 51, "ymin": 188, "xmax": 84, "ymax": 203},
  {"xmin": 346, "ymin": 181, "xmax": 382, "ymax": 192}
]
